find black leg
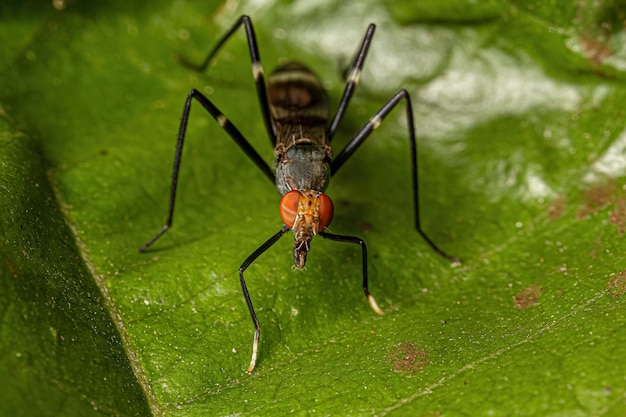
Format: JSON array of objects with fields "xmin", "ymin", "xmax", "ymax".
[
  {"xmin": 179, "ymin": 15, "xmax": 277, "ymax": 146},
  {"xmin": 319, "ymin": 231, "xmax": 384, "ymax": 315},
  {"xmin": 327, "ymin": 24, "xmax": 376, "ymax": 141},
  {"xmin": 139, "ymin": 89, "xmax": 275, "ymax": 252},
  {"xmin": 239, "ymin": 225, "xmax": 290, "ymax": 373},
  {"xmin": 330, "ymin": 90, "xmax": 460, "ymax": 263}
]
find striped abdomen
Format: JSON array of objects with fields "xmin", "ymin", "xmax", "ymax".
[{"xmin": 269, "ymin": 62, "xmax": 332, "ymax": 195}]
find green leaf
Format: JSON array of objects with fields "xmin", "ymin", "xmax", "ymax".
[{"xmin": 2, "ymin": 0, "xmax": 626, "ymax": 415}]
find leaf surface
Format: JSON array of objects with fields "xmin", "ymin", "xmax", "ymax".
[{"xmin": 1, "ymin": 0, "xmax": 626, "ymax": 415}]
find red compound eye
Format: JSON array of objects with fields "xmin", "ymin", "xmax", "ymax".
[
  {"xmin": 318, "ymin": 193, "xmax": 334, "ymax": 231},
  {"xmin": 279, "ymin": 190, "xmax": 301, "ymax": 228}
]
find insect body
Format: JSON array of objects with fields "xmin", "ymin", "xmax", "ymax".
[
  {"xmin": 271, "ymin": 62, "xmax": 333, "ymax": 268},
  {"xmin": 140, "ymin": 16, "xmax": 459, "ymax": 373}
]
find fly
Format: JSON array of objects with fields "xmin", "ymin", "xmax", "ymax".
[{"xmin": 139, "ymin": 15, "xmax": 460, "ymax": 373}]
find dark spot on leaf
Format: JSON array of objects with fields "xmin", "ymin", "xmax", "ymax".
[
  {"xmin": 579, "ymin": 36, "xmax": 613, "ymax": 71},
  {"xmin": 337, "ymin": 199, "xmax": 351, "ymax": 208},
  {"xmin": 99, "ymin": 149, "xmax": 108, "ymax": 156},
  {"xmin": 513, "ymin": 285, "xmax": 542, "ymax": 309},
  {"xmin": 607, "ymin": 270, "xmax": 626, "ymax": 297},
  {"xmin": 575, "ymin": 2, "xmax": 626, "ymax": 76},
  {"xmin": 5, "ymin": 259, "xmax": 18, "ymax": 276},
  {"xmin": 575, "ymin": 181, "xmax": 626, "ymax": 235},
  {"xmin": 387, "ymin": 342, "xmax": 429, "ymax": 373},
  {"xmin": 610, "ymin": 197, "xmax": 626, "ymax": 236},
  {"xmin": 576, "ymin": 181, "xmax": 615, "ymax": 219},
  {"xmin": 361, "ymin": 222, "xmax": 373, "ymax": 231},
  {"xmin": 547, "ymin": 195, "xmax": 566, "ymax": 221}
]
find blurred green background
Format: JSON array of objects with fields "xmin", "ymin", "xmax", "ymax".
[{"xmin": 1, "ymin": 0, "xmax": 626, "ymax": 415}]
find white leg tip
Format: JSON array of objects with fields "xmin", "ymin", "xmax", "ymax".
[
  {"xmin": 367, "ymin": 293, "xmax": 384, "ymax": 315},
  {"xmin": 246, "ymin": 330, "xmax": 259, "ymax": 374}
]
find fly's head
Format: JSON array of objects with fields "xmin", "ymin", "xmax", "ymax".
[{"xmin": 279, "ymin": 189, "xmax": 334, "ymax": 269}]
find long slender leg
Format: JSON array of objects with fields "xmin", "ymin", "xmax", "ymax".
[
  {"xmin": 179, "ymin": 15, "xmax": 277, "ymax": 145},
  {"xmin": 319, "ymin": 231, "xmax": 384, "ymax": 315},
  {"xmin": 327, "ymin": 24, "xmax": 376, "ymax": 141},
  {"xmin": 239, "ymin": 225, "xmax": 290, "ymax": 373},
  {"xmin": 139, "ymin": 89, "xmax": 275, "ymax": 251},
  {"xmin": 330, "ymin": 90, "xmax": 460, "ymax": 263}
]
